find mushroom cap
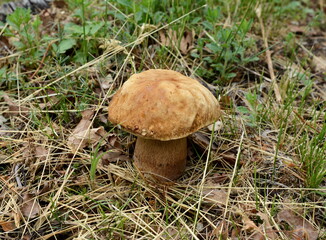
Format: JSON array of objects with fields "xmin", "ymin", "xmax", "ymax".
[{"xmin": 108, "ymin": 69, "xmax": 221, "ymax": 141}]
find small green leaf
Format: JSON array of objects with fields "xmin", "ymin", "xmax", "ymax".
[
  {"xmin": 202, "ymin": 21, "xmax": 214, "ymax": 31},
  {"xmin": 0, "ymin": 67, "xmax": 6, "ymax": 78},
  {"xmin": 225, "ymin": 72, "xmax": 237, "ymax": 79},
  {"xmin": 32, "ymin": 15, "xmax": 42, "ymax": 29},
  {"xmin": 237, "ymin": 106, "xmax": 250, "ymax": 114},
  {"xmin": 191, "ymin": 52, "xmax": 200, "ymax": 58},
  {"xmin": 57, "ymin": 39, "xmax": 76, "ymax": 54},
  {"xmin": 89, "ymin": 22, "xmax": 104, "ymax": 35},
  {"xmin": 191, "ymin": 17, "xmax": 201, "ymax": 24},
  {"xmin": 206, "ymin": 43, "xmax": 220, "ymax": 53},
  {"xmin": 6, "ymin": 8, "xmax": 31, "ymax": 30}
]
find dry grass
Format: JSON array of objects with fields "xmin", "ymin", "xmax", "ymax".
[{"xmin": 0, "ymin": 0, "xmax": 325, "ymax": 239}]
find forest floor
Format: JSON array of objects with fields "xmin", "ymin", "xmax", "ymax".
[{"xmin": 0, "ymin": 0, "xmax": 325, "ymax": 239}]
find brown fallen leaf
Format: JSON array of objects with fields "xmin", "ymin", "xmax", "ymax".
[
  {"xmin": 3, "ymin": 93, "xmax": 30, "ymax": 116},
  {"xmin": 21, "ymin": 193, "xmax": 41, "ymax": 219},
  {"xmin": 72, "ymin": 109, "xmax": 95, "ymax": 134},
  {"xmin": 312, "ymin": 55, "xmax": 326, "ymax": 73},
  {"xmin": 202, "ymin": 188, "xmax": 228, "ymax": 206},
  {"xmin": 0, "ymin": 220, "xmax": 15, "ymax": 232},
  {"xmin": 180, "ymin": 30, "xmax": 194, "ymax": 54},
  {"xmin": 101, "ymin": 151, "xmax": 131, "ymax": 166},
  {"xmin": 67, "ymin": 109, "xmax": 108, "ymax": 153},
  {"xmin": 206, "ymin": 173, "xmax": 229, "ymax": 184},
  {"xmin": 211, "ymin": 220, "xmax": 228, "ymax": 239},
  {"xmin": 277, "ymin": 208, "xmax": 319, "ymax": 240},
  {"xmin": 21, "ymin": 143, "xmax": 34, "ymax": 164},
  {"xmin": 35, "ymin": 146, "xmax": 48, "ymax": 161},
  {"xmin": 68, "ymin": 126, "xmax": 107, "ymax": 153},
  {"xmin": 107, "ymin": 133, "xmax": 122, "ymax": 149},
  {"xmin": 159, "ymin": 29, "xmax": 177, "ymax": 47},
  {"xmin": 159, "ymin": 29, "xmax": 194, "ymax": 54},
  {"xmin": 99, "ymin": 113, "xmax": 108, "ymax": 124},
  {"xmin": 38, "ymin": 182, "xmax": 53, "ymax": 195},
  {"xmin": 190, "ymin": 132, "xmax": 218, "ymax": 150},
  {"xmin": 22, "ymin": 235, "xmax": 32, "ymax": 240},
  {"xmin": 289, "ymin": 25, "xmax": 306, "ymax": 35},
  {"xmin": 220, "ymin": 153, "xmax": 236, "ymax": 165},
  {"xmin": 242, "ymin": 214, "xmax": 260, "ymax": 232},
  {"xmin": 252, "ymin": 212, "xmax": 278, "ymax": 240}
]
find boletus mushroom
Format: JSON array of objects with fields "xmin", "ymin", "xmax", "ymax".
[{"xmin": 108, "ymin": 69, "xmax": 220, "ymax": 181}]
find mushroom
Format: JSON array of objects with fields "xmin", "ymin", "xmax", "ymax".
[{"xmin": 108, "ymin": 69, "xmax": 220, "ymax": 181}]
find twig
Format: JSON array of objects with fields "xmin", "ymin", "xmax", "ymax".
[
  {"xmin": 255, "ymin": 5, "xmax": 282, "ymax": 103},
  {"xmin": 30, "ymin": 40, "xmax": 56, "ymax": 79},
  {"xmin": 14, "ymin": 164, "xmax": 23, "ymax": 188}
]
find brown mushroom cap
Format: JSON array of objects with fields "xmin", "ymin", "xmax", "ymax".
[{"xmin": 108, "ymin": 69, "xmax": 220, "ymax": 141}]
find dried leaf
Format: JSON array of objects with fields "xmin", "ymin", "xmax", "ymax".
[
  {"xmin": 22, "ymin": 235, "xmax": 32, "ymax": 240},
  {"xmin": 180, "ymin": 30, "xmax": 193, "ymax": 54},
  {"xmin": 101, "ymin": 151, "xmax": 130, "ymax": 166},
  {"xmin": 242, "ymin": 214, "xmax": 260, "ymax": 232},
  {"xmin": 207, "ymin": 173, "xmax": 229, "ymax": 184},
  {"xmin": 159, "ymin": 29, "xmax": 176, "ymax": 46},
  {"xmin": 255, "ymin": 212, "xmax": 278, "ymax": 240},
  {"xmin": 190, "ymin": 132, "xmax": 218, "ymax": 150},
  {"xmin": 53, "ymin": 0, "xmax": 67, "ymax": 8},
  {"xmin": 67, "ymin": 109, "xmax": 107, "ymax": 153},
  {"xmin": 207, "ymin": 121, "xmax": 223, "ymax": 132},
  {"xmin": 312, "ymin": 56, "xmax": 326, "ymax": 73},
  {"xmin": 277, "ymin": 209, "xmax": 318, "ymax": 240},
  {"xmin": 211, "ymin": 220, "xmax": 228, "ymax": 239},
  {"xmin": 22, "ymin": 143, "xmax": 34, "ymax": 162},
  {"xmin": 3, "ymin": 93, "xmax": 29, "ymax": 116},
  {"xmin": 289, "ymin": 25, "xmax": 306, "ymax": 35},
  {"xmin": 220, "ymin": 153, "xmax": 236, "ymax": 164},
  {"xmin": 108, "ymin": 134, "xmax": 121, "ymax": 149},
  {"xmin": 21, "ymin": 193, "xmax": 41, "ymax": 219},
  {"xmin": 35, "ymin": 146, "xmax": 48, "ymax": 161},
  {"xmin": 159, "ymin": 29, "xmax": 194, "ymax": 54},
  {"xmin": 68, "ymin": 126, "xmax": 107, "ymax": 153},
  {"xmin": 202, "ymin": 189, "xmax": 228, "ymax": 206},
  {"xmin": 38, "ymin": 182, "xmax": 52, "ymax": 195},
  {"xmin": 0, "ymin": 220, "xmax": 15, "ymax": 232},
  {"xmin": 99, "ymin": 114, "xmax": 108, "ymax": 124}
]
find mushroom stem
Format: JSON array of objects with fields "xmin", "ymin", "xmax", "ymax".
[{"xmin": 133, "ymin": 137, "xmax": 187, "ymax": 181}]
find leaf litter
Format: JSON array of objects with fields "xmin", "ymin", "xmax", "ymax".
[
  {"xmin": 277, "ymin": 208, "xmax": 319, "ymax": 240},
  {"xmin": 67, "ymin": 109, "xmax": 108, "ymax": 153},
  {"xmin": 0, "ymin": 1, "xmax": 325, "ymax": 239},
  {"xmin": 159, "ymin": 29, "xmax": 194, "ymax": 54},
  {"xmin": 21, "ymin": 193, "xmax": 41, "ymax": 219}
]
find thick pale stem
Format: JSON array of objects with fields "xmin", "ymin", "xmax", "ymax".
[{"xmin": 133, "ymin": 137, "xmax": 187, "ymax": 181}]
